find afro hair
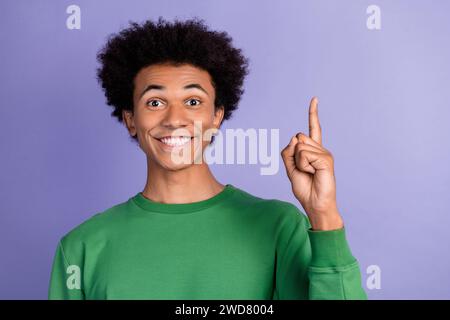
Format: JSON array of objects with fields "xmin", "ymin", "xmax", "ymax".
[{"xmin": 96, "ymin": 16, "xmax": 250, "ymax": 141}]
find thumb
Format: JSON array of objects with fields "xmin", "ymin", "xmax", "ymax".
[{"xmin": 281, "ymin": 135, "xmax": 299, "ymax": 177}]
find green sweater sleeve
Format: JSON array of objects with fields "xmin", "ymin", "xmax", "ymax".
[
  {"xmin": 48, "ymin": 240, "xmax": 85, "ymax": 300},
  {"xmin": 272, "ymin": 206, "xmax": 367, "ymax": 300}
]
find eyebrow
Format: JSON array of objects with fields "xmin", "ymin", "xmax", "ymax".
[{"xmin": 138, "ymin": 83, "xmax": 209, "ymax": 99}]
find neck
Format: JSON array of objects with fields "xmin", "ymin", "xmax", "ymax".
[{"xmin": 142, "ymin": 158, "xmax": 224, "ymax": 204}]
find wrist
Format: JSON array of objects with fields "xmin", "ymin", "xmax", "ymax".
[{"xmin": 308, "ymin": 211, "xmax": 344, "ymax": 231}]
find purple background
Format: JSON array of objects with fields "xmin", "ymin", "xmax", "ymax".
[{"xmin": 1, "ymin": 0, "xmax": 449, "ymax": 299}]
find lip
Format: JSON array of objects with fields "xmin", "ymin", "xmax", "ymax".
[
  {"xmin": 154, "ymin": 136, "xmax": 194, "ymax": 151},
  {"xmin": 157, "ymin": 135, "xmax": 193, "ymax": 140}
]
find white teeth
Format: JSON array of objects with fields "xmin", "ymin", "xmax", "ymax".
[{"xmin": 159, "ymin": 136, "xmax": 191, "ymax": 146}]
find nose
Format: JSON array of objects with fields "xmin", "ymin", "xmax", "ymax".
[{"xmin": 161, "ymin": 104, "xmax": 189, "ymax": 129}]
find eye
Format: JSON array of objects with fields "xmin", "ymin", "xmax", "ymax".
[
  {"xmin": 185, "ymin": 98, "xmax": 202, "ymax": 107},
  {"xmin": 146, "ymin": 99, "xmax": 164, "ymax": 108}
]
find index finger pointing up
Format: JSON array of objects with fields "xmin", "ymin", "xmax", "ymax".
[{"xmin": 309, "ymin": 96, "xmax": 322, "ymax": 145}]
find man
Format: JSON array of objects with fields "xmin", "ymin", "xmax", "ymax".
[{"xmin": 49, "ymin": 17, "xmax": 367, "ymax": 300}]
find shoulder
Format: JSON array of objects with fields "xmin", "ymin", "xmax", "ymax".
[
  {"xmin": 231, "ymin": 185, "xmax": 308, "ymax": 223},
  {"xmin": 59, "ymin": 196, "xmax": 134, "ymax": 249}
]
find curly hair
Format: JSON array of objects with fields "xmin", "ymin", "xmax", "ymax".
[{"xmin": 96, "ymin": 16, "xmax": 250, "ymax": 141}]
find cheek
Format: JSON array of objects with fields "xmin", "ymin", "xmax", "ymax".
[
  {"xmin": 196, "ymin": 119, "xmax": 215, "ymax": 142},
  {"xmin": 134, "ymin": 112, "xmax": 159, "ymax": 132},
  {"xmin": 196, "ymin": 107, "xmax": 217, "ymax": 128}
]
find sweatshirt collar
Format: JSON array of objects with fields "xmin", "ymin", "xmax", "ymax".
[{"xmin": 131, "ymin": 184, "xmax": 236, "ymax": 213}]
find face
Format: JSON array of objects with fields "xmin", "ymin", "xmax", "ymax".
[{"xmin": 123, "ymin": 63, "xmax": 224, "ymax": 171}]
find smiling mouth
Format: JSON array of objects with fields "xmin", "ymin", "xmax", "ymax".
[{"xmin": 156, "ymin": 136, "xmax": 194, "ymax": 147}]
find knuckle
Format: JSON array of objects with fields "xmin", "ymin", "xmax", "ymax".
[{"xmin": 327, "ymin": 154, "xmax": 334, "ymax": 163}]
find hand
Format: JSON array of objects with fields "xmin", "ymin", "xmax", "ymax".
[{"xmin": 281, "ymin": 97, "xmax": 344, "ymax": 231}]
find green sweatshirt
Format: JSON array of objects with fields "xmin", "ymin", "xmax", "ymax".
[{"xmin": 48, "ymin": 184, "xmax": 367, "ymax": 300}]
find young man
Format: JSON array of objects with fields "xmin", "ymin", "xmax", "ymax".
[{"xmin": 48, "ymin": 17, "xmax": 367, "ymax": 300}]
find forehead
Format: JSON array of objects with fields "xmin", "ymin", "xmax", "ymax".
[{"xmin": 134, "ymin": 63, "xmax": 214, "ymax": 91}]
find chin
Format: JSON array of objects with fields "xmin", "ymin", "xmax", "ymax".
[{"xmin": 159, "ymin": 159, "xmax": 194, "ymax": 171}]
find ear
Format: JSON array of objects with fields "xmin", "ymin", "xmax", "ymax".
[
  {"xmin": 122, "ymin": 109, "xmax": 137, "ymax": 137},
  {"xmin": 213, "ymin": 105, "xmax": 225, "ymax": 130}
]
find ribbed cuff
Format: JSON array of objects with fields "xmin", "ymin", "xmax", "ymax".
[{"xmin": 307, "ymin": 227, "xmax": 356, "ymax": 268}]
